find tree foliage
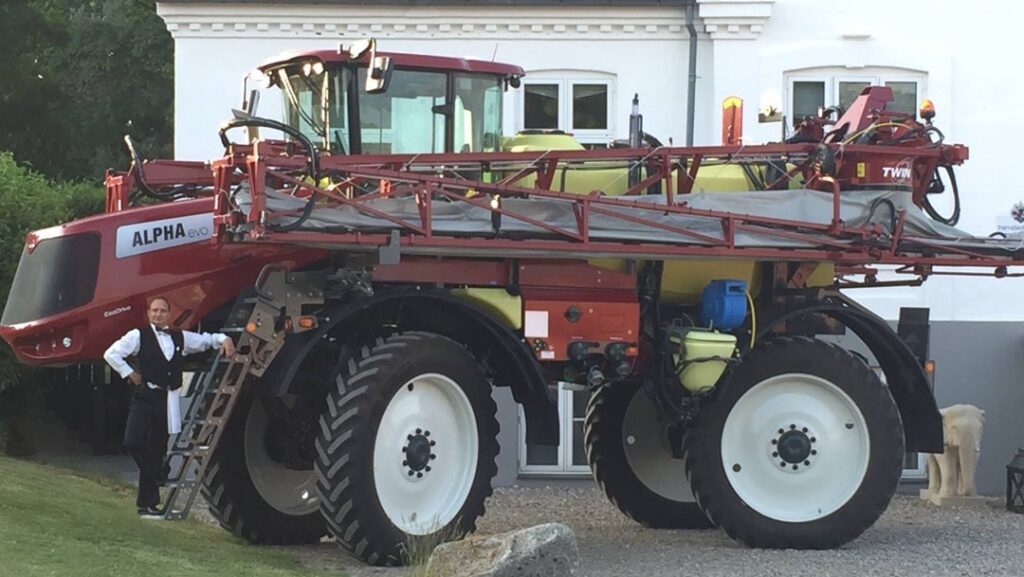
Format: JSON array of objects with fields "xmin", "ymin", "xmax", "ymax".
[
  {"xmin": 0, "ymin": 153, "xmax": 105, "ymax": 453},
  {"xmin": 0, "ymin": 0, "xmax": 173, "ymax": 182}
]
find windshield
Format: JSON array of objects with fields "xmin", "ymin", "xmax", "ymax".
[
  {"xmin": 358, "ymin": 68, "xmax": 446, "ymax": 154},
  {"xmin": 277, "ymin": 63, "xmax": 505, "ymax": 155}
]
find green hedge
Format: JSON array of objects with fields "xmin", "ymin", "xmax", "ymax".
[{"xmin": 0, "ymin": 152, "xmax": 105, "ymax": 454}]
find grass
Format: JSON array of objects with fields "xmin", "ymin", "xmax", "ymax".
[
  {"xmin": 0, "ymin": 456, "xmax": 341, "ymax": 577},
  {"xmin": 401, "ymin": 519, "xmax": 466, "ymax": 577}
]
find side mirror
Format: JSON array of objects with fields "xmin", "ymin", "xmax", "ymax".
[
  {"xmin": 245, "ymin": 89, "xmax": 260, "ymax": 116},
  {"xmin": 365, "ymin": 55, "xmax": 393, "ymax": 94}
]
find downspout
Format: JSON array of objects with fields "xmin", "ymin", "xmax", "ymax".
[{"xmin": 685, "ymin": 0, "xmax": 698, "ymax": 146}]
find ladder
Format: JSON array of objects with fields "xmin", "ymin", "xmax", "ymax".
[
  {"xmin": 158, "ymin": 293, "xmax": 260, "ymax": 520},
  {"xmin": 157, "ymin": 268, "xmax": 325, "ymax": 520}
]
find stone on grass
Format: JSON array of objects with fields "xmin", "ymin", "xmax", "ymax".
[{"xmin": 424, "ymin": 522, "xmax": 578, "ymax": 577}]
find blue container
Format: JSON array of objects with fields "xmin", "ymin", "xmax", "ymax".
[{"xmin": 700, "ymin": 279, "xmax": 748, "ymax": 330}]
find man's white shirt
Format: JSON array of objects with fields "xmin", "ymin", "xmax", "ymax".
[{"xmin": 103, "ymin": 324, "xmax": 228, "ymax": 434}]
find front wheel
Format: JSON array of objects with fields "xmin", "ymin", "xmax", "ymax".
[
  {"xmin": 683, "ymin": 337, "xmax": 904, "ymax": 549},
  {"xmin": 201, "ymin": 388, "xmax": 326, "ymax": 544},
  {"xmin": 315, "ymin": 332, "xmax": 499, "ymax": 566}
]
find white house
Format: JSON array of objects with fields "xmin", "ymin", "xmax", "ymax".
[{"xmin": 156, "ymin": 0, "xmax": 1024, "ymax": 493}]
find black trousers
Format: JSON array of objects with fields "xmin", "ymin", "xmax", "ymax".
[{"xmin": 123, "ymin": 387, "xmax": 168, "ymax": 509}]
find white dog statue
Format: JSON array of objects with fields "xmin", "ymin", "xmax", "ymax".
[{"xmin": 926, "ymin": 404, "xmax": 986, "ymax": 497}]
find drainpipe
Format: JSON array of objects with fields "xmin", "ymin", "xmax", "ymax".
[{"xmin": 684, "ymin": 0, "xmax": 698, "ymax": 146}]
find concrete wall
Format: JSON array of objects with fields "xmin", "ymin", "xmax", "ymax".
[{"xmin": 929, "ymin": 322, "xmax": 1024, "ymax": 496}]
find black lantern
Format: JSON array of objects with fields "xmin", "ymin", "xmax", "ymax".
[{"xmin": 1008, "ymin": 448, "xmax": 1024, "ymax": 513}]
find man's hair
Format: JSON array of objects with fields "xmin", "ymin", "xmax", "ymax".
[{"xmin": 148, "ymin": 296, "xmax": 170, "ymax": 310}]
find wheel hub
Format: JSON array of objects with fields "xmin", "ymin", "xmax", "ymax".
[
  {"xmin": 402, "ymin": 429, "xmax": 436, "ymax": 478},
  {"xmin": 770, "ymin": 424, "xmax": 817, "ymax": 471}
]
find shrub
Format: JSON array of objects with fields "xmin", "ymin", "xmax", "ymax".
[{"xmin": 0, "ymin": 152, "xmax": 104, "ymax": 454}]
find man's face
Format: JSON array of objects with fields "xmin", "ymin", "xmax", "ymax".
[{"xmin": 148, "ymin": 299, "xmax": 170, "ymax": 328}]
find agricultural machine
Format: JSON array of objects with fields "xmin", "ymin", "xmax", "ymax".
[{"xmin": 2, "ymin": 41, "xmax": 1020, "ymax": 564}]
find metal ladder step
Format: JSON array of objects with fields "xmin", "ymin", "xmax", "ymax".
[{"xmin": 157, "ymin": 338, "xmax": 261, "ymax": 521}]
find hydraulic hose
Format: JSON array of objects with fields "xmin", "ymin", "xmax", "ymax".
[
  {"xmin": 218, "ymin": 116, "xmax": 322, "ymax": 231},
  {"xmin": 922, "ymin": 165, "xmax": 960, "ymax": 227},
  {"xmin": 123, "ymin": 134, "xmax": 179, "ymax": 201}
]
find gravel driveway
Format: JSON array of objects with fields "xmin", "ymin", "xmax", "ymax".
[{"xmin": 270, "ymin": 480, "xmax": 1024, "ymax": 577}]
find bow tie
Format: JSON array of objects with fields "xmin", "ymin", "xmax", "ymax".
[{"xmin": 155, "ymin": 327, "xmax": 171, "ymax": 334}]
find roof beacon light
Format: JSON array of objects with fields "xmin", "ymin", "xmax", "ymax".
[{"xmin": 919, "ymin": 99, "xmax": 936, "ymax": 123}]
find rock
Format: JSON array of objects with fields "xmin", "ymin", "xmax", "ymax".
[{"xmin": 424, "ymin": 522, "xmax": 579, "ymax": 577}]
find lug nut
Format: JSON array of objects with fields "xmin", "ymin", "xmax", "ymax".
[
  {"xmin": 804, "ymin": 460, "xmax": 810, "ymax": 466},
  {"xmin": 424, "ymin": 431, "xmax": 430, "ymax": 437},
  {"xmin": 416, "ymin": 428, "xmax": 422, "ymax": 434},
  {"xmin": 430, "ymin": 454, "xmax": 436, "ymax": 460},
  {"xmin": 416, "ymin": 472, "xmax": 423, "ymax": 478}
]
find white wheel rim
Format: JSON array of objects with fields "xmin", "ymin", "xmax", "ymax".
[
  {"xmin": 244, "ymin": 399, "xmax": 320, "ymax": 515},
  {"xmin": 622, "ymin": 388, "xmax": 697, "ymax": 503},
  {"xmin": 721, "ymin": 374, "xmax": 869, "ymax": 522},
  {"xmin": 373, "ymin": 373, "xmax": 479, "ymax": 536}
]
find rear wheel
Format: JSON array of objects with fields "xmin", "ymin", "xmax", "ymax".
[
  {"xmin": 585, "ymin": 381, "xmax": 711, "ymax": 529},
  {"xmin": 202, "ymin": 388, "xmax": 326, "ymax": 544},
  {"xmin": 683, "ymin": 337, "xmax": 904, "ymax": 549},
  {"xmin": 315, "ymin": 332, "xmax": 499, "ymax": 566}
]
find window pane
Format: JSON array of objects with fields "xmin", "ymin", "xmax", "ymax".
[
  {"xmin": 524, "ymin": 84, "xmax": 559, "ymax": 129},
  {"xmin": 526, "ymin": 442, "xmax": 558, "ymax": 466},
  {"xmin": 572, "ymin": 421, "xmax": 587, "ymax": 466},
  {"xmin": 572, "ymin": 390, "xmax": 591, "ymax": 419},
  {"xmin": 358, "ymin": 69, "xmax": 446, "ymax": 154},
  {"xmin": 792, "ymin": 81, "xmax": 824, "ymax": 121},
  {"xmin": 454, "ymin": 74, "xmax": 504, "ymax": 153},
  {"xmin": 886, "ymin": 81, "xmax": 917, "ymax": 114},
  {"xmin": 839, "ymin": 81, "xmax": 871, "ymax": 111},
  {"xmin": 573, "ymin": 84, "xmax": 608, "ymax": 130}
]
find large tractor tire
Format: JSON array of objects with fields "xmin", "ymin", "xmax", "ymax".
[
  {"xmin": 315, "ymin": 332, "xmax": 499, "ymax": 566},
  {"xmin": 585, "ymin": 381, "xmax": 712, "ymax": 529},
  {"xmin": 683, "ymin": 337, "xmax": 904, "ymax": 549},
  {"xmin": 202, "ymin": 387, "xmax": 327, "ymax": 544}
]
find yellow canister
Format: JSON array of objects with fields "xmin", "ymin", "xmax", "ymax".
[{"xmin": 677, "ymin": 330, "xmax": 738, "ymax": 393}]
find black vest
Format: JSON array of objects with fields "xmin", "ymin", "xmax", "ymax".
[{"xmin": 138, "ymin": 325, "xmax": 185, "ymax": 391}]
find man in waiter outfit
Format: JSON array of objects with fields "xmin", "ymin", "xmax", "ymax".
[{"xmin": 103, "ymin": 297, "xmax": 235, "ymax": 518}]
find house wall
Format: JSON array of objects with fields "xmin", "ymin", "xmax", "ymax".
[{"xmin": 158, "ymin": 0, "xmax": 1024, "ymax": 494}]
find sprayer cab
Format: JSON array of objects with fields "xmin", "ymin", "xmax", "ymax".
[{"xmin": 250, "ymin": 45, "xmax": 524, "ymax": 156}]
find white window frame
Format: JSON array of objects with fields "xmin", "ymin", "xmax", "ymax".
[
  {"xmin": 518, "ymin": 73, "xmax": 615, "ymax": 145},
  {"xmin": 785, "ymin": 68, "xmax": 926, "ymax": 129},
  {"xmin": 517, "ymin": 387, "xmax": 591, "ymax": 476}
]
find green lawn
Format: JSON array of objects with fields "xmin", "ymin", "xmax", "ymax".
[{"xmin": 0, "ymin": 456, "xmax": 340, "ymax": 577}]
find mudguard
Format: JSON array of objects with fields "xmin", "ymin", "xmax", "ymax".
[
  {"xmin": 262, "ymin": 288, "xmax": 560, "ymax": 445},
  {"xmin": 757, "ymin": 291, "xmax": 943, "ymax": 453}
]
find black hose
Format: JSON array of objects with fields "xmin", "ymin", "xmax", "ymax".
[
  {"xmin": 218, "ymin": 116, "xmax": 321, "ymax": 231},
  {"xmin": 123, "ymin": 134, "xmax": 179, "ymax": 201},
  {"xmin": 923, "ymin": 165, "xmax": 960, "ymax": 226},
  {"xmin": 867, "ymin": 197, "xmax": 898, "ymax": 232}
]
